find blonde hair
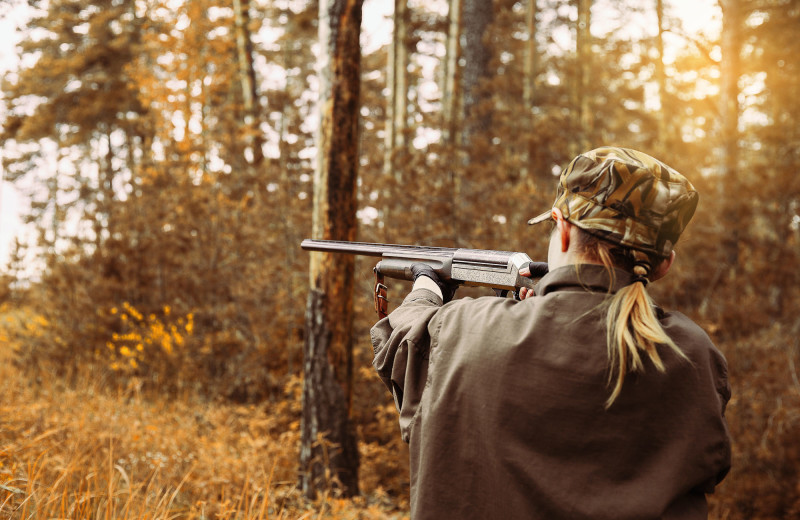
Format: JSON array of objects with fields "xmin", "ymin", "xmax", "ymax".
[{"xmin": 576, "ymin": 230, "xmax": 689, "ymax": 408}]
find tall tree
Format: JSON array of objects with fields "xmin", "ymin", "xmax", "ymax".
[
  {"xmin": 264, "ymin": 2, "xmax": 318, "ymax": 375},
  {"xmin": 573, "ymin": 0, "xmax": 592, "ymax": 155},
  {"xmin": 523, "ymin": 0, "xmax": 539, "ymax": 112},
  {"xmin": 233, "ymin": 0, "xmax": 264, "ymax": 170},
  {"xmin": 719, "ymin": 0, "xmax": 741, "ymax": 180},
  {"xmin": 654, "ymin": 0, "xmax": 668, "ymax": 157},
  {"xmin": 521, "ymin": 0, "xmax": 539, "ymax": 177},
  {"xmin": 300, "ymin": 0, "xmax": 363, "ymax": 499},
  {"xmin": 461, "ymin": 0, "xmax": 494, "ymax": 147},
  {"xmin": 1, "ymin": 0, "xmax": 147, "ymax": 255},
  {"xmin": 383, "ymin": 0, "xmax": 408, "ymax": 179},
  {"xmin": 718, "ymin": 0, "xmax": 743, "ymax": 272},
  {"xmin": 450, "ymin": 0, "xmax": 494, "ymax": 243},
  {"xmin": 441, "ymin": 0, "xmax": 462, "ymax": 146}
]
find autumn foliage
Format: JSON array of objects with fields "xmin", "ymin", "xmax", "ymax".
[{"xmin": 1, "ymin": 0, "xmax": 799, "ymax": 518}]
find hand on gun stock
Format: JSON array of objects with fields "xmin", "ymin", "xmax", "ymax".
[
  {"xmin": 410, "ymin": 263, "xmax": 460, "ymax": 303},
  {"xmin": 518, "ymin": 261, "xmax": 550, "ymax": 300}
]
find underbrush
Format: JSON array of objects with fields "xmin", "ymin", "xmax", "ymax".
[
  {"xmin": 0, "ymin": 346, "xmax": 408, "ymax": 519},
  {"xmin": 708, "ymin": 322, "xmax": 800, "ymax": 519},
  {"xmin": 3, "ymin": 303, "xmax": 800, "ymax": 519}
]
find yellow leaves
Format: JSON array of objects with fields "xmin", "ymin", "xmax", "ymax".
[
  {"xmin": 104, "ymin": 302, "xmax": 196, "ymax": 374},
  {"xmin": 123, "ymin": 301, "xmax": 143, "ymax": 322},
  {"xmin": 20, "ymin": 313, "xmax": 49, "ymax": 338},
  {"xmin": 0, "ymin": 307, "xmax": 56, "ymax": 363},
  {"xmin": 185, "ymin": 313, "xmax": 194, "ymax": 334},
  {"xmin": 34, "ymin": 315, "xmax": 49, "ymax": 328}
]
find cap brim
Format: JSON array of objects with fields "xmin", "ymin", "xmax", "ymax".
[{"xmin": 527, "ymin": 210, "xmax": 553, "ymax": 225}]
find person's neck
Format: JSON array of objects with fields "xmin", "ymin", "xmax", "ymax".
[{"xmin": 547, "ymin": 218, "xmax": 604, "ymax": 271}]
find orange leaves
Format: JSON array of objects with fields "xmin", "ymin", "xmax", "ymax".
[{"xmin": 105, "ymin": 302, "xmax": 195, "ymax": 376}]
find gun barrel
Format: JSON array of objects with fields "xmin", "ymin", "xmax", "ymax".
[
  {"xmin": 300, "ymin": 239, "xmax": 457, "ymax": 258},
  {"xmin": 301, "ymin": 238, "xmax": 539, "ymax": 293}
]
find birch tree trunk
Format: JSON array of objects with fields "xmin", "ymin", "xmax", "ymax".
[{"xmin": 299, "ymin": 0, "xmax": 362, "ymax": 499}]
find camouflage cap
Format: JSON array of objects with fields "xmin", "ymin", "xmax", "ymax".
[{"xmin": 528, "ymin": 147, "xmax": 699, "ymax": 258}]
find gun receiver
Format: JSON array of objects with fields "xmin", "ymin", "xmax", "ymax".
[{"xmin": 300, "ymin": 239, "xmax": 537, "ymax": 295}]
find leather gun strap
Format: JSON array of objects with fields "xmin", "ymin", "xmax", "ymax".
[{"xmin": 373, "ymin": 267, "xmax": 389, "ymax": 319}]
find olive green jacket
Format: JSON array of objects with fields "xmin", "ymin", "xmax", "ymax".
[{"xmin": 371, "ymin": 264, "xmax": 731, "ymax": 520}]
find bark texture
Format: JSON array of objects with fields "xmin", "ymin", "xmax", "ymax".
[{"xmin": 300, "ymin": 0, "xmax": 363, "ymax": 499}]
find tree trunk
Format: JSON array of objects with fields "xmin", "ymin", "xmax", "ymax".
[
  {"xmin": 301, "ymin": 290, "xmax": 359, "ymax": 496},
  {"xmin": 655, "ymin": 0, "xmax": 668, "ymax": 157},
  {"xmin": 461, "ymin": 0, "xmax": 493, "ymax": 147},
  {"xmin": 233, "ymin": 0, "xmax": 264, "ymax": 167},
  {"xmin": 300, "ymin": 0, "xmax": 362, "ymax": 499},
  {"xmin": 384, "ymin": 4, "xmax": 395, "ymax": 176},
  {"xmin": 521, "ymin": 0, "xmax": 538, "ymax": 178},
  {"xmin": 719, "ymin": 0, "xmax": 740, "ymax": 183},
  {"xmin": 441, "ymin": 0, "xmax": 461, "ymax": 146},
  {"xmin": 452, "ymin": 0, "xmax": 492, "ymax": 243},
  {"xmin": 699, "ymin": 0, "xmax": 743, "ymax": 319},
  {"xmin": 383, "ymin": 0, "xmax": 408, "ymax": 180},
  {"xmin": 278, "ymin": 38, "xmax": 300, "ymax": 375},
  {"xmin": 523, "ymin": 0, "xmax": 537, "ymax": 111},
  {"xmin": 719, "ymin": 0, "xmax": 741, "ymax": 268},
  {"xmin": 573, "ymin": 0, "xmax": 592, "ymax": 156}
]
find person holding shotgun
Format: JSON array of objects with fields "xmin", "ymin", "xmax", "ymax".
[{"xmin": 371, "ymin": 147, "xmax": 731, "ymax": 519}]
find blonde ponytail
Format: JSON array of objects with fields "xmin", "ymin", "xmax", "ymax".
[{"xmin": 581, "ymin": 233, "xmax": 688, "ymax": 408}]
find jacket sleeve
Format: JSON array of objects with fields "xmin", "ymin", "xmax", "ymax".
[
  {"xmin": 710, "ymin": 345, "xmax": 733, "ymax": 488},
  {"xmin": 371, "ymin": 287, "xmax": 443, "ymax": 442}
]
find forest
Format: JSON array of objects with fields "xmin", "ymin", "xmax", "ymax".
[{"xmin": 0, "ymin": 0, "xmax": 799, "ymax": 517}]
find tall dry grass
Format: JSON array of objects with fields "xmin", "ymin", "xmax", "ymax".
[
  {"xmin": 6, "ymin": 303, "xmax": 798, "ymax": 519},
  {"xmin": 0, "ymin": 312, "xmax": 408, "ymax": 519}
]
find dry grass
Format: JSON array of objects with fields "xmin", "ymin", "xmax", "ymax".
[
  {"xmin": 0, "ymin": 328, "xmax": 409, "ymax": 519},
  {"xmin": 8, "ymin": 304, "xmax": 797, "ymax": 519}
]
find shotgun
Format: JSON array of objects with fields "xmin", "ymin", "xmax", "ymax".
[{"xmin": 300, "ymin": 239, "xmax": 541, "ymax": 298}]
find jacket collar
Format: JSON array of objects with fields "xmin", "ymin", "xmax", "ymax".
[{"xmin": 534, "ymin": 264, "xmax": 635, "ymax": 297}]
